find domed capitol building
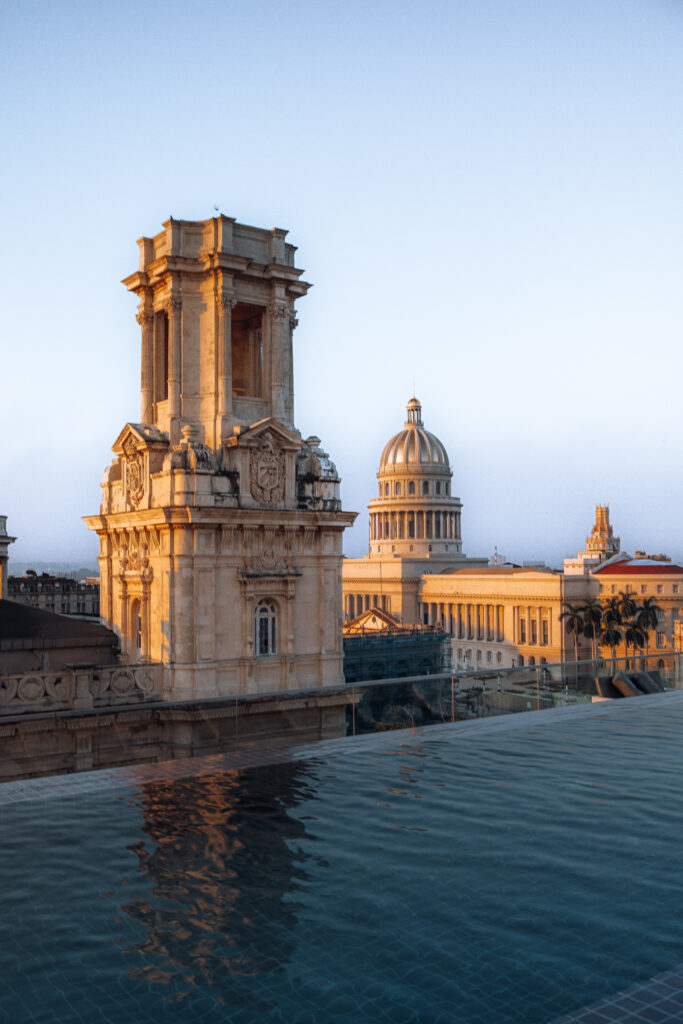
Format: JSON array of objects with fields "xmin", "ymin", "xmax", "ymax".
[
  {"xmin": 368, "ymin": 397, "xmax": 463, "ymax": 560},
  {"xmin": 343, "ymin": 398, "xmax": 604, "ymax": 669},
  {"xmin": 343, "ymin": 397, "xmax": 488, "ymax": 630}
]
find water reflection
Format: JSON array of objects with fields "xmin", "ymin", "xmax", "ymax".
[{"xmin": 120, "ymin": 762, "xmax": 321, "ymax": 1004}]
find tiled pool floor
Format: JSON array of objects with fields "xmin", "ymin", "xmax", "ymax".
[
  {"xmin": 3, "ymin": 691, "xmax": 683, "ymax": 1023},
  {"xmin": 552, "ymin": 962, "xmax": 683, "ymax": 1023}
]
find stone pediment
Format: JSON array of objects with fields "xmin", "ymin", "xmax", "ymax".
[
  {"xmin": 112, "ymin": 423, "xmax": 169, "ymax": 455},
  {"xmin": 226, "ymin": 417, "xmax": 302, "ymax": 452}
]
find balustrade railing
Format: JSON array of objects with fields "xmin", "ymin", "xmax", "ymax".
[{"xmin": 0, "ymin": 663, "xmax": 163, "ymax": 717}]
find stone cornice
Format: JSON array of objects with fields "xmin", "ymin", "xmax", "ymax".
[{"xmin": 84, "ymin": 507, "xmax": 357, "ymax": 531}]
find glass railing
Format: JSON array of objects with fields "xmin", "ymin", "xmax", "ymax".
[{"xmin": 342, "ymin": 652, "xmax": 683, "ymax": 737}]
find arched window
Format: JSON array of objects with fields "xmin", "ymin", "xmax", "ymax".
[
  {"xmin": 385, "ymin": 483, "xmax": 390, "ymax": 496},
  {"xmin": 422, "ymin": 480, "xmax": 429, "ymax": 495},
  {"xmin": 518, "ymin": 655, "xmax": 524, "ymax": 667},
  {"xmin": 255, "ymin": 600, "xmax": 277, "ymax": 656},
  {"xmin": 435, "ymin": 481, "xmax": 441, "ymax": 495},
  {"xmin": 529, "ymin": 656, "xmax": 536, "ymax": 666},
  {"xmin": 395, "ymin": 482, "xmax": 401, "ymax": 495},
  {"xmin": 408, "ymin": 481, "xmax": 415, "ymax": 495}
]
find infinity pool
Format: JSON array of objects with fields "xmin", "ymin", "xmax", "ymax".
[{"xmin": 3, "ymin": 694, "xmax": 683, "ymax": 1023}]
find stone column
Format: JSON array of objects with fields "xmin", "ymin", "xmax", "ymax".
[
  {"xmin": 216, "ymin": 293, "xmax": 234, "ymax": 441},
  {"xmin": 167, "ymin": 296, "xmax": 182, "ymax": 443},
  {"xmin": 526, "ymin": 606, "xmax": 532, "ymax": 646},
  {"xmin": 137, "ymin": 308, "xmax": 154, "ymax": 424},
  {"xmin": 269, "ymin": 302, "xmax": 290, "ymax": 423},
  {"xmin": 537, "ymin": 607, "xmax": 543, "ymax": 648}
]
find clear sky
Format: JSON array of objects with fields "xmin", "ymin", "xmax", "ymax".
[{"xmin": 1, "ymin": 0, "xmax": 681, "ymax": 568}]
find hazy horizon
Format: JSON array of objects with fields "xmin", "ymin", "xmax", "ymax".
[{"xmin": 2, "ymin": 0, "xmax": 681, "ymax": 567}]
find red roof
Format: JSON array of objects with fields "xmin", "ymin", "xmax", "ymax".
[{"xmin": 594, "ymin": 561, "xmax": 683, "ymax": 575}]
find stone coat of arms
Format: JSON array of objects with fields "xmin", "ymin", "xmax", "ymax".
[
  {"xmin": 250, "ymin": 437, "xmax": 285, "ymax": 506},
  {"xmin": 124, "ymin": 438, "xmax": 145, "ymax": 508}
]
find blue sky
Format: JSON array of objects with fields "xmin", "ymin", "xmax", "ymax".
[{"xmin": 1, "ymin": 0, "xmax": 681, "ymax": 566}]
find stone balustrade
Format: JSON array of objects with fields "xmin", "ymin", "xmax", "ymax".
[{"xmin": 0, "ymin": 663, "xmax": 163, "ymax": 717}]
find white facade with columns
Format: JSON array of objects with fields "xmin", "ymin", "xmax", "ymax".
[{"xmin": 85, "ymin": 215, "xmax": 356, "ymax": 700}]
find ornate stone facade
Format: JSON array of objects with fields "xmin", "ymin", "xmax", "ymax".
[{"xmin": 85, "ymin": 215, "xmax": 356, "ymax": 699}]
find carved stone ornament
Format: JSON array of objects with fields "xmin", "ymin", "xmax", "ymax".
[
  {"xmin": 269, "ymin": 302, "xmax": 289, "ymax": 320},
  {"xmin": 249, "ymin": 435, "xmax": 285, "ymax": 506},
  {"xmin": 124, "ymin": 438, "xmax": 145, "ymax": 508}
]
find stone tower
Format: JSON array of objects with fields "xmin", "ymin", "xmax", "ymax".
[{"xmin": 85, "ymin": 215, "xmax": 356, "ymax": 699}]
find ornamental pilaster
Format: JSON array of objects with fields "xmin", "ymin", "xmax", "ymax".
[{"xmin": 136, "ymin": 304, "xmax": 155, "ymax": 424}]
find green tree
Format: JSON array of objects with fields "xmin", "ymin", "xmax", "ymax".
[
  {"xmin": 600, "ymin": 621, "xmax": 623, "ymax": 663},
  {"xmin": 619, "ymin": 590, "xmax": 638, "ymax": 622},
  {"xmin": 636, "ymin": 597, "xmax": 662, "ymax": 659},
  {"xmin": 624, "ymin": 618, "xmax": 646, "ymax": 664},
  {"xmin": 560, "ymin": 602, "xmax": 585, "ymax": 663},
  {"xmin": 581, "ymin": 598, "xmax": 603, "ymax": 661}
]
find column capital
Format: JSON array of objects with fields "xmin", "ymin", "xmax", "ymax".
[
  {"xmin": 269, "ymin": 301, "xmax": 289, "ymax": 320},
  {"xmin": 216, "ymin": 293, "xmax": 236, "ymax": 313},
  {"xmin": 136, "ymin": 310, "xmax": 154, "ymax": 328}
]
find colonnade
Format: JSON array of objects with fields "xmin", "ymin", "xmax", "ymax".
[
  {"xmin": 419, "ymin": 602, "xmax": 505, "ymax": 642},
  {"xmin": 369, "ymin": 510, "xmax": 461, "ymax": 542},
  {"xmin": 345, "ymin": 593, "xmax": 391, "ymax": 619}
]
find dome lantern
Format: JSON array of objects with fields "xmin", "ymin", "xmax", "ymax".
[{"xmin": 406, "ymin": 396, "xmax": 422, "ymax": 426}]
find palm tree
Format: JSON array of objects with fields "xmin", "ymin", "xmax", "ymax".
[
  {"xmin": 636, "ymin": 597, "xmax": 662, "ymax": 661},
  {"xmin": 624, "ymin": 618, "xmax": 646, "ymax": 666},
  {"xmin": 600, "ymin": 621, "xmax": 623, "ymax": 665},
  {"xmin": 581, "ymin": 598, "xmax": 603, "ymax": 662},
  {"xmin": 560, "ymin": 602, "xmax": 584, "ymax": 664},
  {"xmin": 602, "ymin": 594, "xmax": 623, "ymax": 626},
  {"xmin": 619, "ymin": 590, "xmax": 638, "ymax": 623}
]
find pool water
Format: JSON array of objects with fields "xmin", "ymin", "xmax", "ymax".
[{"xmin": 3, "ymin": 695, "xmax": 683, "ymax": 1023}]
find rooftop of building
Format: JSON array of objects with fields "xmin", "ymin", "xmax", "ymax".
[
  {"xmin": 0, "ymin": 600, "xmax": 117, "ymax": 651},
  {"xmin": 594, "ymin": 560, "xmax": 683, "ymax": 575}
]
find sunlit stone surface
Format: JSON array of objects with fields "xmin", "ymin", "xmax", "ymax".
[{"xmin": 85, "ymin": 216, "xmax": 356, "ymax": 699}]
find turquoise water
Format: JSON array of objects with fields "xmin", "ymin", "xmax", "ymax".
[{"xmin": 3, "ymin": 700, "xmax": 683, "ymax": 1023}]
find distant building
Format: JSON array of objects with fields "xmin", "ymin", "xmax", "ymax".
[
  {"xmin": 8, "ymin": 573, "xmax": 100, "ymax": 618},
  {"xmin": 0, "ymin": 517, "xmax": 16, "ymax": 599},
  {"xmin": 564, "ymin": 505, "xmax": 620, "ymax": 575},
  {"xmin": 343, "ymin": 396, "xmax": 488, "ymax": 626},
  {"xmin": 592, "ymin": 557, "xmax": 683, "ymax": 662},
  {"xmin": 342, "ymin": 608, "xmax": 450, "ymax": 681}
]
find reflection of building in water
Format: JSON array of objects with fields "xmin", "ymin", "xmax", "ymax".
[
  {"xmin": 85, "ymin": 215, "xmax": 356, "ymax": 699},
  {"xmin": 122, "ymin": 763, "xmax": 316, "ymax": 997}
]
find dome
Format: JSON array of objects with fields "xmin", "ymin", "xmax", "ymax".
[{"xmin": 379, "ymin": 398, "xmax": 450, "ymax": 471}]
